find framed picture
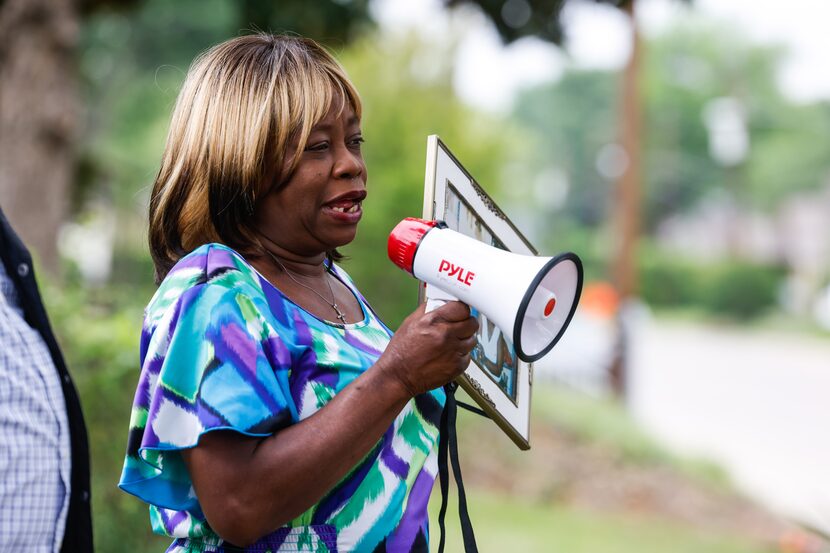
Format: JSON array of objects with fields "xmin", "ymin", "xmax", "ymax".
[{"xmin": 422, "ymin": 135, "xmax": 536, "ymax": 450}]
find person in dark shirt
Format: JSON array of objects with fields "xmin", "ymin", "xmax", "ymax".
[{"xmin": 0, "ymin": 207, "xmax": 93, "ymax": 552}]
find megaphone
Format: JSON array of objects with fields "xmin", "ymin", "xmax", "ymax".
[{"xmin": 388, "ymin": 218, "xmax": 583, "ymax": 363}]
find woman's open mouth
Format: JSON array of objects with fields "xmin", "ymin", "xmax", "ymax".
[
  {"xmin": 330, "ymin": 202, "xmax": 361, "ymax": 214},
  {"xmin": 323, "ymin": 190, "xmax": 367, "ymax": 223},
  {"xmin": 323, "ymin": 193, "xmax": 365, "ymax": 223}
]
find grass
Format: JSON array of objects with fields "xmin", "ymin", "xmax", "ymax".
[
  {"xmin": 432, "ymin": 384, "xmax": 780, "ymax": 553},
  {"xmin": 428, "ymin": 489, "xmax": 775, "ymax": 553}
]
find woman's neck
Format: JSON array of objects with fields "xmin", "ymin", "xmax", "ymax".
[{"xmin": 255, "ymin": 232, "xmax": 328, "ymax": 278}]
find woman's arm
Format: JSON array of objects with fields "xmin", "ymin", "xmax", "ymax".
[{"xmin": 181, "ymin": 301, "xmax": 478, "ymax": 546}]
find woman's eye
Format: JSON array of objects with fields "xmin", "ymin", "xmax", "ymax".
[
  {"xmin": 349, "ymin": 136, "xmax": 365, "ymax": 149},
  {"xmin": 305, "ymin": 141, "xmax": 329, "ymax": 152}
]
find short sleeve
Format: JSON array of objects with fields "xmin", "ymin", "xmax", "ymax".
[{"xmin": 119, "ymin": 272, "xmax": 296, "ymax": 513}]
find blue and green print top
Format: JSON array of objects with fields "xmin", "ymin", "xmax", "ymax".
[{"xmin": 119, "ymin": 244, "xmax": 445, "ymax": 552}]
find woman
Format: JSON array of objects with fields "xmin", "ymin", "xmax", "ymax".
[{"xmin": 118, "ymin": 34, "xmax": 478, "ymax": 553}]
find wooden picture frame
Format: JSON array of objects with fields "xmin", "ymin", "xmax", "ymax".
[{"xmin": 422, "ymin": 135, "xmax": 535, "ymax": 450}]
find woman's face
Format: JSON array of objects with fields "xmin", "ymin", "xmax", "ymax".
[{"xmin": 256, "ymin": 98, "xmax": 367, "ymax": 258}]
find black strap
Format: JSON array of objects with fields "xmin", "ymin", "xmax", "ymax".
[
  {"xmin": 437, "ymin": 382, "xmax": 479, "ymax": 553},
  {"xmin": 456, "ymin": 400, "xmax": 489, "ymax": 419},
  {"xmin": 436, "ymin": 391, "xmax": 450, "ymax": 553}
]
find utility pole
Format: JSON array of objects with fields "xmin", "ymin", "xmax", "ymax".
[{"xmin": 608, "ymin": 0, "xmax": 642, "ymax": 398}]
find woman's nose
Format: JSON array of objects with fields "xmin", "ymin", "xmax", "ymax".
[{"xmin": 333, "ymin": 145, "xmax": 364, "ymax": 181}]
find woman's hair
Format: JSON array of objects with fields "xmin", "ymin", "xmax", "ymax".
[{"xmin": 148, "ymin": 33, "xmax": 362, "ymax": 283}]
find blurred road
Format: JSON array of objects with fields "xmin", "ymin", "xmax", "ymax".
[{"xmin": 628, "ymin": 317, "xmax": 830, "ymax": 534}]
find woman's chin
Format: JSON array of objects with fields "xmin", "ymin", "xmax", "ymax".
[
  {"xmin": 321, "ymin": 228, "xmax": 359, "ymax": 252},
  {"xmin": 318, "ymin": 210, "xmax": 361, "ymax": 248}
]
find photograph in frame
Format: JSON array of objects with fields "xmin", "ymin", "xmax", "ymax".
[{"xmin": 422, "ymin": 135, "xmax": 536, "ymax": 450}]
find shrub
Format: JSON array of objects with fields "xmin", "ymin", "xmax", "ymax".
[
  {"xmin": 700, "ymin": 261, "xmax": 785, "ymax": 320},
  {"xmin": 638, "ymin": 247, "xmax": 784, "ymax": 320}
]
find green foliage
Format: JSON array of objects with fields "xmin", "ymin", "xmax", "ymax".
[
  {"xmin": 513, "ymin": 17, "xmax": 830, "ymax": 244},
  {"xmin": 644, "ymin": 19, "xmax": 830, "ymax": 217},
  {"xmin": 641, "ymin": 24, "xmax": 731, "ymax": 227},
  {"xmin": 513, "ymin": 70, "xmax": 619, "ymax": 228},
  {"xmin": 639, "ymin": 247, "xmax": 707, "ymax": 308},
  {"xmin": 638, "ymin": 245, "xmax": 785, "ymax": 320},
  {"xmin": 746, "ymin": 101, "xmax": 830, "ymax": 208},
  {"xmin": 647, "ymin": 21, "xmax": 794, "ymax": 218},
  {"xmin": 699, "ymin": 261, "xmax": 785, "ymax": 320},
  {"xmin": 532, "ymin": 221, "xmax": 612, "ymax": 286},
  {"xmin": 445, "ymin": 0, "xmax": 567, "ymax": 45},
  {"xmin": 237, "ymin": 0, "xmax": 374, "ymax": 44}
]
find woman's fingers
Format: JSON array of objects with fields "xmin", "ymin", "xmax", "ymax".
[
  {"xmin": 432, "ymin": 300, "xmax": 471, "ymax": 322},
  {"xmin": 459, "ymin": 334, "xmax": 477, "ymax": 353},
  {"xmin": 457, "ymin": 316, "xmax": 479, "ymax": 339}
]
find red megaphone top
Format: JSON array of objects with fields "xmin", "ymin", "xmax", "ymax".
[{"xmin": 387, "ymin": 218, "xmax": 438, "ymax": 274}]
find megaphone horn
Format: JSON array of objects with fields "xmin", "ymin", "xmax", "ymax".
[{"xmin": 388, "ymin": 218, "xmax": 584, "ymax": 363}]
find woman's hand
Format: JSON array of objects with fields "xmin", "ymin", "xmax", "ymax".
[{"xmin": 377, "ymin": 301, "xmax": 479, "ymax": 398}]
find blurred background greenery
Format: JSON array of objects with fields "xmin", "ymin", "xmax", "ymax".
[{"xmin": 2, "ymin": 0, "xmax": 829, "ymax": 551}]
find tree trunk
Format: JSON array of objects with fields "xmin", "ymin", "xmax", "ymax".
[
  {"xmin": 0, "ymin": 0, "xmax": 80, "ymax": 274},
  {"xmin": 608, "ymin": 0, "xmax": 642, "ymax": 398}
]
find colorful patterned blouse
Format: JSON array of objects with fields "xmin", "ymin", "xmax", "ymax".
[{"xmin": 119, "ymin": 244, "xmax": 445, "ymax": 552}]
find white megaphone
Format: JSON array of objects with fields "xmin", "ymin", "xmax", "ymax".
[{"xmin": 388, "ymin": 218, "xmax": 584, "ymax": 362}]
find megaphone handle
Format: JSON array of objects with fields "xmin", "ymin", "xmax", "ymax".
[
  {"xmin": 424, "ymin": 284, "xmax": 458, "ymax": 313},
  {"xmin": 425, "ymin": 298, "xmax": 446, "ymax": 312}
]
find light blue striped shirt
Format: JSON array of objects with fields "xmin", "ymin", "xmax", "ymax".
[{"xmin": 0, "ymin": 259, "xmax": 70, "ymax": 552}]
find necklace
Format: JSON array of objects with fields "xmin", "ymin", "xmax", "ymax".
[{"xmin": 265, "ymin": 250, "xmax": 347, "ymax": 324}]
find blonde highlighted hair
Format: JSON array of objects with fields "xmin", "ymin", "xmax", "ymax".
[{"xmin": 148, "ymin": 33, "xmax": 362, "ymax": 283}]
